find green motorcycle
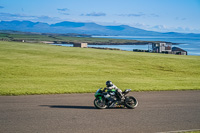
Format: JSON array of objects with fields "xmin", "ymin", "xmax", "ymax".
[{"xmin": 94, "ymin": 88, "xmax": 138, "ymax": 109}]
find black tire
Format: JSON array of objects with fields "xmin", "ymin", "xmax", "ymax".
[
  {"xmin": 94, "ymin": 98, "xmax": 107, "ymax": 109},
  {"xmin": 124, "ymin": 96, "xmax": 138, "ymax": 109}
]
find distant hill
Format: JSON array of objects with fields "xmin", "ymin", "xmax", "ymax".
[{"xmin": 0, "ymin": 20, "xmax": 200, "ymax": 37}]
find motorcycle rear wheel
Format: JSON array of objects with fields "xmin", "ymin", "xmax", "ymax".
[
  {"xmin": 94, "ymin": 98, "xmax": 107, "ymax": 109},
  {"xmin": 124, "ymin": 96, "xmax": 138, "ymax": 109}
]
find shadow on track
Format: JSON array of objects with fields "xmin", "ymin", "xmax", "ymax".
[
  {"xmin": 40, "ymin": 105, "xmax": 126, "ymax": 110},
  {"xmin": 40, "ymin": 105, "xmax": 96, "ymax": 109}
]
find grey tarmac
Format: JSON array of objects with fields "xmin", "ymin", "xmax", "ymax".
[{"xmin": 0, "ymin": 91, "xmax": 200, "ymax": 133}]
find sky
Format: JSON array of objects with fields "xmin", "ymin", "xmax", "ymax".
[{"xmin": 0, "ymin": 0, "xmax": 200, "ymax": 33}]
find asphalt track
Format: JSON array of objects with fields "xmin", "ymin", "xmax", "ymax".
[{"xmin": 0, "ymin": 91, "xmax": 200, "ymax": 133}]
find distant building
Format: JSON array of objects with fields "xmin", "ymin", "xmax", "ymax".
[
  {"xmin": 172, "ymin": 47, "xmax": 187, "ymax": 55},
  {"xmin": 151, "ymin": 43, "xmax": 187, "ymax": 55},
  {"xmin": 152, "ymin": 43, "xmax": 172, "ymax": 53},
  {"xmin": 73, "ymin": 43, "xmax": 88, "ymax": 48}
]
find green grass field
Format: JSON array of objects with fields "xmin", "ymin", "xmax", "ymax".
[{"xmin": 0, "ymin": 41, "xmax": 200, "ymax": 95}]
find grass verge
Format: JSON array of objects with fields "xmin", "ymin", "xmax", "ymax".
[{"xmin": 0, "ymin": 41, "xmax": 200, "ymax": 95}]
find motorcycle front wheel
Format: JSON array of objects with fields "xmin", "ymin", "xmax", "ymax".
[
  {"xmin": 94, "ymin": 98, "xmax": 107, "ymax": 109},
  {"xmin": 124, "ymin": 96, "xmax": 138, "ymax": 109}
]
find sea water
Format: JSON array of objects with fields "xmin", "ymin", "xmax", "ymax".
[
  {"xmin": 52, "ymin": 36, "xmax": 200, "ymax": 56},
  {"xmin": 92, "ymin": 36, "xmax": 200, "ymax": 56}
]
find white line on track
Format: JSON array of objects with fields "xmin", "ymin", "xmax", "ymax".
[{"xmin": 157, "ymin": 129, "xmax": 200, "ymax": 133}]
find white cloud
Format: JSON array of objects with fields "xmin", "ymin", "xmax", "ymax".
[
  {"xmin": 118, "ymin": 13, "xmax": 145, "ymax": 17},
  {"xmin": 0, "ymin": 12, "xmax": 61, "ymax": 24},
  {"xmin": 124, "ymin": 22, "xmax": 200, "ymax": 33},
  {"xmin": 81, "ymin": 12, "xmax": 106, "ymax": 17},
  {"xmin": 118, "ymin": 12, "xmax": 159, "ymax": 18},
  {"xmin": 148, "ymin": 24, "xmax": 200, "ymax": 33},
  {"xmin": 57, "ymin": 8, "xmax": 70, "ymax": 15},
  {"xmin": 57, "ymin": 8, "xmax": 69, "ymax": 12},
  {"xmin": 175, "ymin": 17, "xmax": 186, "ymax": 21}
]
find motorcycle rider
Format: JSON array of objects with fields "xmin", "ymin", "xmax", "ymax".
[{"xmin": 103, "ymin": 80, "xmax": 125, "ymax": 107}]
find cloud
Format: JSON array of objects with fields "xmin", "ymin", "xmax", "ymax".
[
  {"xmin": 31, "ymin": 15, "xmax": 61, "ymax": 23},
  {"xmin": 0, "ymin": 12, "xmax": 60, "ymax": 23},
  {"xmin": 57, "ymin": 8, "xmax": 69, "ymax": 12},
  {"xmin": 118, "ymin": 12, "xmax": 159, "ymax": 17},
  {"xmin": 57, "ymin": 8, "xmax": 70, "ymax": 15},
  {"xmin": 175, "ymin": 17, "xmax": 186, "ymax": 20},
  {"xmin": 0, "ymin": 6, "xmax": 4, "ymax": 9},
  {"xmin": 118, "ymin": 12, "xmax": 145, "ymax": 17},
  {"xmin": 127, "ymin": 13, "xmax": 145, "ymax": 17},
  {"xmin": 37, "ymin": 16, "xmax": 55, "ymax": 21},
  {"xmin": 81, "ymin": 12, "xmax": 106, "ymax": 17},
  {"xmin": 150, "ymin": 13, "xmax": 159, "ymax": 17},
  {"xmin": 0, "ymin": 12, "xmax": 34, "ymax": 20},
  {"xmin": 147, "ymin": 24, "xmax": 200, "ymax": 33},
  {"xmin": 152, "ymin": 25, "xmax": 167, "ymax": 30},
  {"xmin": 61, "ymin": 13, "xmax": 70, "ymax": 15}
]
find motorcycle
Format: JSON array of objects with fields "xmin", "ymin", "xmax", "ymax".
[{"xmin": 94, "ymin": 88, "xmax": 138, "ymax": 109}]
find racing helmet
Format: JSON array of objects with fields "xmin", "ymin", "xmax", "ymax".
[{"xmin": 106, "ymin": 80, "xmax": 113, "ymax": 87}]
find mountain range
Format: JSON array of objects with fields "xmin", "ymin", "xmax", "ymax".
[{"xmin": 0, "ymin": 20, "xmax": 199, "ymax": 37}]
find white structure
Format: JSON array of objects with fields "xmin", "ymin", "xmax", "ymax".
[
  {"xmin": 152, "ymin": 43, "xmax": 172, "ymax": 53},
  {"xmin": 73, "ymin": 43, "xmax": 88, "ymax": 48}
]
